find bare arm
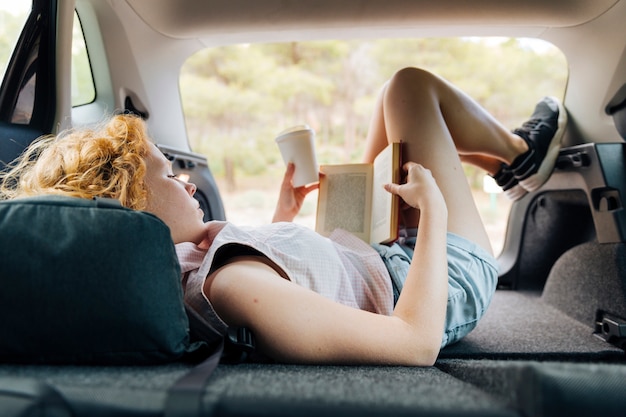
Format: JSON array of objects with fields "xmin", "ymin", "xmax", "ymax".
[
  {"xmin": 384, "ymin": 162, "xmax": 449, "ymax": 357},
  {"xmin": 207, "ymin": 162, "xmax": 448, "ymax": 366},
  {"xmin": 272, "ymin": 162, "xmax": 319, "ymax": 223}
]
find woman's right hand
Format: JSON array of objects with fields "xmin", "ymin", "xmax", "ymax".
[{"xmin": 384, "ymin": 162, "xmax": 446, "ymax": 213}]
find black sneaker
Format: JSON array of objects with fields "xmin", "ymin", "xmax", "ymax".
[
  {"xmin": 509, "ymin": 96, "xmax": 567, "ymax": 192},
  {"xmin": 492, "ymin": 164, "xmax": 527, "ymax": 201}
]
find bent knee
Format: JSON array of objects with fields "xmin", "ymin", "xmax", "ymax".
[{"xmin": 388, "ymin": 67, "xmax": 440, "ymax": 92}]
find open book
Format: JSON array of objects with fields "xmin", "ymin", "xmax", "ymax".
[{"xmin": 315, "ymin": 142, "xmax": 402, "ymax": 244}]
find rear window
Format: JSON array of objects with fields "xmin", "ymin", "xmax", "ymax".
[
  {"xmin": 179, "ymin": 37, "xmax": 568, "ymax": 254},
  {"xmin": 0, "ymin": 1, "xmax": 30, "ymax": 81},
  {"xmin": 71, "ymin": 10, "xmax": 95, "ymax": 107},
  {"xmin": 0, "ymin": 4, "xmax": 95, "ymax": 109}
]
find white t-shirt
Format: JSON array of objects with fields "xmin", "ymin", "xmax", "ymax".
[{"xmin": 176, "ymin": 221, "xmax": 393, "ymax": 339}]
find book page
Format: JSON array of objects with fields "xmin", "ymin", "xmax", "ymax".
[
  {"xmin": 370, "ymin": 142, "xmax": 401, "ymax": 244},
  {"xmin": 316, "ymin": 164, "xmax": 373, "ymax": 242}
]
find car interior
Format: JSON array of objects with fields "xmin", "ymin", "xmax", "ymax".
[{"xmin": 1, "ymin": 0, "xmax": 625, "ymax": 416}]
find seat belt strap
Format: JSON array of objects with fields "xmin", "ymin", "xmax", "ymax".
[{"xmin": 164, "ymin": 339, "xmax": 224, "ymax": 417}]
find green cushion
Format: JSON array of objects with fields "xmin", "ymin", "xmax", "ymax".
[{"xmin": 0, "ymin": 195, "xmax": 198, "ymax": 364}]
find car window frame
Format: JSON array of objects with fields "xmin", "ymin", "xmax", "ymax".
[{"xmin": 0, "ymin": 0, "xmax": 56, "ymax": 130}]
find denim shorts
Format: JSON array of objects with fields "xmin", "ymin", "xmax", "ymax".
[{"xmin": 372, "ymin": 231, "xmax": 498, "ymax": 348}]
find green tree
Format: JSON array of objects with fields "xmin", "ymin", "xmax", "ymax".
[
  {"xmin": 179, "ymin": 37, "xmax": 567, "ymax": 192},
  {"xmin": 0, "ymin": 9, "xmax": 29, "ymax": 78}
]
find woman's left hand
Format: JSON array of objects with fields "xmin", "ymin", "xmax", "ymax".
[{"xmin": 272, "ymin": 163, "xmax": 319, "ymax": 222}]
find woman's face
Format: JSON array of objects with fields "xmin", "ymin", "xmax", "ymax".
[{"xmin": 143, "ymin": 145, "xmax": 206, "ymax": 244}]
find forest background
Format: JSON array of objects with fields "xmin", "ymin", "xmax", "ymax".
[
  {"xmin": 180, "ymin": 38, "xmax": 567, "ymax": 252},
  {"xmin": 1, "ymin": 4, "xmax": 568, "ymax": 252}
]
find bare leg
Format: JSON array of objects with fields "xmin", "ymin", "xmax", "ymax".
[{"xmin": 363, "ymin": 67, "xmax": 528, "ymax": 254}]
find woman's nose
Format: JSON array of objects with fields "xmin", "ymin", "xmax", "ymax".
[{"xmin": 185, "ymin": 182, "xmax": 197, "ymax": 196}]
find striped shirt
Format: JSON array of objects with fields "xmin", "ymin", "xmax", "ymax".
[{"xmin": 176, "ymin": 221, "xmax": 394, "ymax": 338}]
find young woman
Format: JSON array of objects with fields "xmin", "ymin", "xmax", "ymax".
[{"xmin": 0, "ymin": 67, "xmax": 566, "ymax": 366}]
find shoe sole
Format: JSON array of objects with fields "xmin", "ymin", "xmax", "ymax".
[
  {"xmin": 518, "ymin": 97, "xmax": 568, "ymax": 192},
  {"xmin": 505, "ymin": 183, "xmax": 528, "ymax": 201}
]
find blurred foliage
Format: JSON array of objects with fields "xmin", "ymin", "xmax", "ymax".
[
  {"xmin": 0, "ymin": 8, "xmax": 29, "ymax": 78},
  {"xmin": 70, "ymin": 12, "xmax": 95, "ymax": 106},
  {"xmin": 0, "ymin": 6, "xmax": 94, "ymax": 107},
  {"xmin": 180, "ymin": 38, "xmax": 567, "ymax": 190}
]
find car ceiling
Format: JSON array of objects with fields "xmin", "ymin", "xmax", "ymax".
[{"xmin": 127, "ymin": 0, "xmax": 619, "ymax": 40}]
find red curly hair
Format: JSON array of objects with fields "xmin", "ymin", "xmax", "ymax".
[{"xmin": 0, "ymin": 114, "xmax": 152, "ymax": 210}]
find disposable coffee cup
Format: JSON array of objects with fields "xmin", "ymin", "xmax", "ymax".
[{"xmin": 275, "ymin": 125, "xmax": 319, "ymax": 187}]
